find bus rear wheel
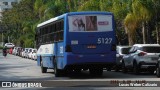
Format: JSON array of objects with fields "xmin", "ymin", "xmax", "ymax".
[
  {"xmin": 89, "ymin": 68, "xmax": 103, "ymax": 76},
  {"xmin": 54, "ymin": 60, "xmax": 64, "ymax": 77},
  {"xmin": 41, "ymin": 61, "xmax": 47, "ymax": 73}
]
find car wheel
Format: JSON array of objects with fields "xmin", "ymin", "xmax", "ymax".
[
  {"xmin": 41, "ymin": 61, "xmax": 47, "ymax": 73},
  {"xmin": 133, "ymin": 62, "xmax": 140, "ymax": 75},
  {"xmin": 122, "ymin": 61, "xmax": 127, "ymax": 73},
  {"xmin": 156, "ymin": 65, "xmax": 160, "ymax": 77}
]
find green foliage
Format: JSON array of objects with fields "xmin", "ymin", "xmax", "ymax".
[
  {"xmin": 1, "ymin": 0, "xmax": 160, "ymax": 47},
  {"xmin": 0, "ymin": 46, "xmax": 3, "ymax": 49}
]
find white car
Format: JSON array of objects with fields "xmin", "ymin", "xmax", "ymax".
[
  {"xmin": 12, "ymin": 47, "xmax": 17, "ymax": 55},
  {"xmin": 28, "ymin": 49, "xmax": 37, "ymax": 60},
  {"xmin": 122, "ymin": 44, "xmax": 160, "ymax": 74},
  {"xmin": 32, "ymin": 49, "xmax": 37, "ymax": 60},
  {"xmin": 4, "ymin": 43, "xmax": 15, "ymax": 48},
  {"xmin": 115, "ymin": 46, "xmax": 131, "ymax": 71},
  {"xmin": 25, "ymin": 48, "xmax": 33, "ymax": 58},
  {"xmin": 21, "ymin": 48, "xmax": 28, "ymax": 58}
]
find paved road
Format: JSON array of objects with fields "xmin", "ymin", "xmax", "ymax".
[{"xmin": 0, "ymin": 51, "xmax": 160, "ymax": 89}]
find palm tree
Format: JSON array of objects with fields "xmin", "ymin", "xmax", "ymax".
[
  {"xmin": 132, "ymin": 0, "xmax": 152, "ymax": 44},
  {"xmin": 124, "ymin": 13, "xmax": 138, "ymax": 45},
  {"xmin": 152, "ymin": 0, "xmax": 160, "ymax": 44}
]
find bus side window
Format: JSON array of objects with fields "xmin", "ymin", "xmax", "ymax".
[
  {"xmin": 60, "ymin": 21, "xmax": 64, "ymax": 30},
  {"xmin": 60, "ymin": 21, "xmax": 64, "ymax": 41},
  {"xmin": 60, "ymin": 31, "xmax": 63, "ymax": 41}
]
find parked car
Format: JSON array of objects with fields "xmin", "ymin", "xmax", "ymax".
[
  {"xmin": 17, "ymin": 47, "xmax": 22, "ymax": 56},
  {"xmin": 20, "ymin": 48, "xmax": 25, "ymax": 57},
  {"xmin": 15, "ymin": 47, "xmax": 22, "ymax": 56},
  {"xmin": 21, "ymin": 48, "xmax": 28, "ymax": 58},
  {"xmin": 122, "ymin": 44, "xmax": 160, "ymax": 74},
  {"xmin": 156, "ymin": 57, "xmax": 160, "ymax": 77},
  {"xmin": 32, "ymin": 49, "xmax": 37, "ymax": 60},
  {"xmin": 115, "ymin": 46, "xmax": 131, "ymax": 71},
  {"xmin": 4, "ymin": 43, "xmax": 15, "ymax": 48},
  {"xmin": 25, "ymin": 48, "xmax": 32, "ymax": 58},
  {"xmin": 28, "ymin": 49, "xmax": 37, "ymax": 60},
  {"xmin": 12, "ymin": 47, "xmax": 17, "ymax": 55}
]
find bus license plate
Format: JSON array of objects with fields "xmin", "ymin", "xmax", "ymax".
[{"xmin": 87, "ymin": 45, "xmax": 96, "ymax": 49}]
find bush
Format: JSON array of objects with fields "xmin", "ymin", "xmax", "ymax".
[{"xmin": 0, "ymin": 46, "xmax": 3, "ymax": 49}]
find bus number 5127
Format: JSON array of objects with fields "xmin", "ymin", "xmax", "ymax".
[{"xmin": 97, "ymin": 38, "xmax": 112, "ymax": 44}]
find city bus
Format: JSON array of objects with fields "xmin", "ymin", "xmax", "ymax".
[{"xmin": 36, "ymin": 11, "xmax": 116, "ymax": 77}]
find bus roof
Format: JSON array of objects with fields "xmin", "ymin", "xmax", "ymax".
[
  {"xmin": 37, "ymin": 11, "xmax": 113, "ymax": 28},
  {"xmin": 37, "ymin": 14, "xmax": 65, "ymax": 28}
]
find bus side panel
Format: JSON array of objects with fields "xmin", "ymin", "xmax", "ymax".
[
  {"xmin": 42, "ymin": 56, "xmax": 54, "ymax": 68},
  {"xmin": 56, "ymin": 42, "xmax": 65, "ymax": 69},
  {"xmin": 66, "ymin": 52, "xmax": 116, "ymax": 65},
  {"xmin": 37, "ymin": 55, "xmax": 41, "ymax": 66},
  {"xmin": 36, "ymin": 44, "xmax": 55, "ymax": 67}
]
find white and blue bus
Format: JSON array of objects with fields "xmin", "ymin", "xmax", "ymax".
[{"xmin": 36, "ymin": 11, "xmax": 116, "ymax": 77}]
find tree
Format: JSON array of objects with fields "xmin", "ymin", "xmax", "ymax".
[
  {"xmin": 124, "ymin": 13, "xmax": 138, "ymax": 45},
  {"xmin": 152, "ymin": 0, "xmax": 160, "ymax": 44},
  {"xmin": 132, "ymin": 0, "xmax": 152, "ymax": 44}
]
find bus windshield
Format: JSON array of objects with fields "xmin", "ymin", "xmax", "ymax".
[{"xmin": 68, "ymin": 15, "xmax": 113, "ymax": 32}]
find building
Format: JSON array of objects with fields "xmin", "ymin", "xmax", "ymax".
[{"xmin": 0, "ymin": 0, "xmax": 21, "ymax": 18}]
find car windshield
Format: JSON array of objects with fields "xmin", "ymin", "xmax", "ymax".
[
  {"xmin": 33, "ymin": 50, "xmax": 36, "ymax": 53},
  {"xmin": 8, "ymin": 44, "xmax": 13, "ymax": 45},
  {"xmin": 142, "ymin": 46, "xmax": 160, "ymax": 53},
  {"xmin": 121, "ymin": 47, "xmax": 131, "ymax": 54},
  {"xmin": 26, "ymin": 49, "xmax": 28, "ymax": 51}
]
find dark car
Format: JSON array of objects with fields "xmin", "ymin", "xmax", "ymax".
[{"xmin": 156, "ymin": 57, "xmax": 160, "ymax": 77}]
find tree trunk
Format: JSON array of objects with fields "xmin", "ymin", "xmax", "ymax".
[
  {"xmin": 156, "ymin": 23, "xmax": 159, "ymax": 44},
  {"xmin": 142, "ymin": 21, "xmax": 146, "ymax": 44},
  {"xmin": 128, "ymin": 31, "xmax": 134, "ymax": 46}
]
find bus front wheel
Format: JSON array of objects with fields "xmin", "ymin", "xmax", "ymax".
[{"xmin": 41, "ymin": 61, "xmax": 47, "ymax": 73}]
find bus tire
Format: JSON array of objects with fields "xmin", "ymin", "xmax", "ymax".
[
  {"xmin": 54, "ymin": 59, "xmax": 63, "ymax": 77},
  {"xmin": 41, "ymin": 61, "xmax": 47, "ymax": 73},
  {"xmin": 89, "ymin": 68, "xmax": 103, "ymax": 76}
]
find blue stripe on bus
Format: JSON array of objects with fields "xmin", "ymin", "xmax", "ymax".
[{"xmin": 37, "ymin": 54, "xmax": 54, "ymax": 57}]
